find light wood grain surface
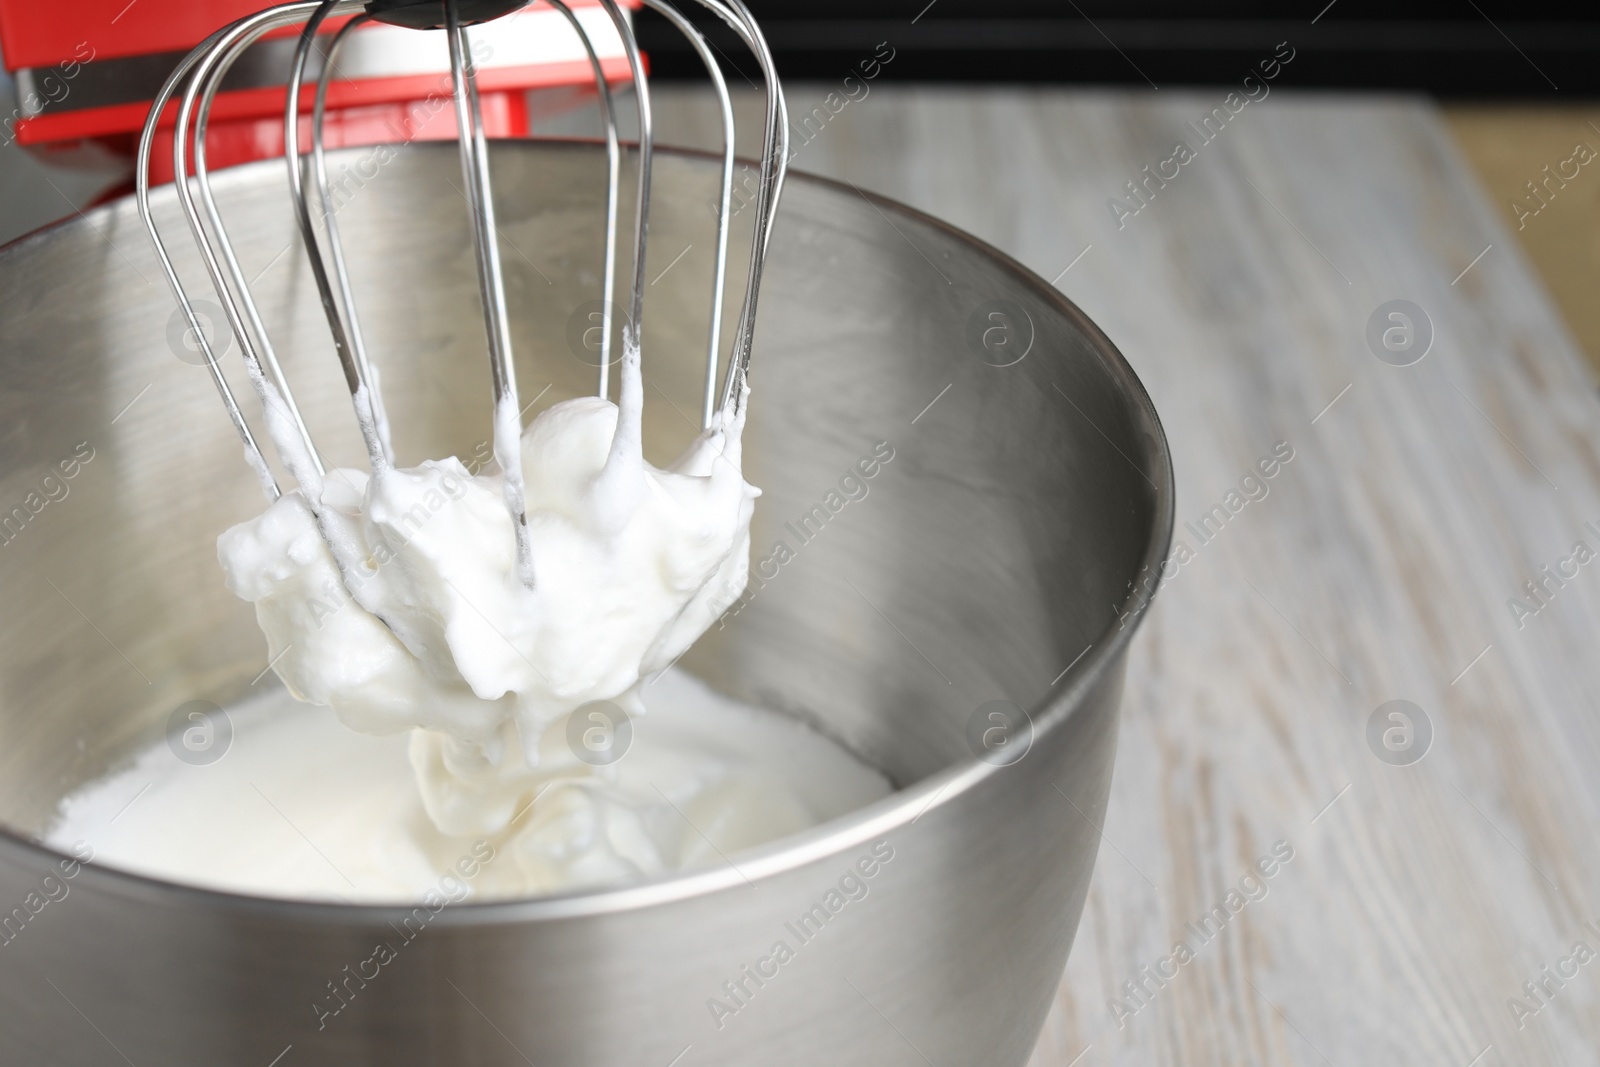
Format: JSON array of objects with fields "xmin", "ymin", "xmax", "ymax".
[{"xmin": 629, "ymin": 86, "xmax": 1600, "ymax": 1066}]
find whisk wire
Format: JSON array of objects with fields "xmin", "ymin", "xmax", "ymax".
[
  {"xmin": 135, "ymin": 25, "xmax": 280, "ymax": 498},
  {"xmin": 541, "ymin": 0, "xmax": 621, "ymax": 399},
  {"xmin": 287, "ymin": 0, "xmax": 391, "ymax": 473},
  {"xmin": 444, "ymin": 0, "xmax": 536, "ymax": 586},
  {"xmin": 594, "ymin": 0, "xmax": 651, "ymax": 363},
  {"xmin": 697, "ymin": 0, "xmax": 787, "ymax": 421},
  {"xmin": 637, "ymin": 0, "xmax": 735, "ymax": 431},
  {"xmin": 312, "ymin": 12, "xmax": 395, "ymax": 462},
  {"xmin": 192, "ymin": 25, "xmax": 327, "ymax": 478}
]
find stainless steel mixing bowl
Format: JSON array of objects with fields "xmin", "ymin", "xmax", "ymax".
[{"xmin": 0, "ymin": 140, "xmax": 1171, "ymax": 1065}]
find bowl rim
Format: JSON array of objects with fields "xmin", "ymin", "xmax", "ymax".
[{"xmin": 0, "ymin": 139, "xmax": 1175, "ymax": 925}]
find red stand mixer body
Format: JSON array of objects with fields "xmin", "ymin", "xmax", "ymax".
[{"xmin": 0, "ymin": 0, "xmax": 634, "ymax": 183}]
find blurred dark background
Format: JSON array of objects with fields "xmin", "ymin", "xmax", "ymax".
[{"xmin": 637, "ymin": 0, "xmax": 1596, "ymax": 98}]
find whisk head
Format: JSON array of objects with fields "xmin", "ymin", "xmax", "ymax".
[{"xmin": 136, "ymin": 0, "xmax": 788, "ymax": 592}]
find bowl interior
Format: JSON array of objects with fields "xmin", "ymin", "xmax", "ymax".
[{"xmin": 0, "ymin": 140, "xmax": 1168, "ymax": 847}]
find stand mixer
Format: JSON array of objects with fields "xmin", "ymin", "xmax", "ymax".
[{"xmin": 0, "ymin": 1, "xmax": 1174, "ymax": 1062}]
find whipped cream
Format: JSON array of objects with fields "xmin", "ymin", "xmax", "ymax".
[{"xmin": 218, "ymin": 340, "xmax": 759, "ymax": 841}]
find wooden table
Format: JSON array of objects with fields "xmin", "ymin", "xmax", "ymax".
[{"xmin": 639, "ymin": 87, "xmax": 1600, "ymax": 1066}]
